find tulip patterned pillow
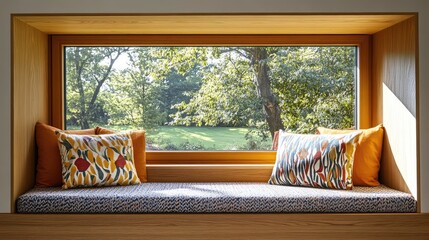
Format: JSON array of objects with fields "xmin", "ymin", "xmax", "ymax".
[{"xmin": 56, "ymin": 131, "xmax": 141, "ymax": 189}]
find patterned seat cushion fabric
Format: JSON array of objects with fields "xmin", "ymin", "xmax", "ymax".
[{"xmin": 16, "ymin": 182, "xmax": 416, "ymax": 213}]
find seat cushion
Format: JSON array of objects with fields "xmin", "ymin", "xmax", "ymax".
[{"xmin": 16, "ymin": 182, "xmax": 416, "ymax": 213}]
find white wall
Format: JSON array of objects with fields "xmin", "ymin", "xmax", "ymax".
[{"xmin": 1, "ymin": 0, "xmax": 428, "ymax": 213}]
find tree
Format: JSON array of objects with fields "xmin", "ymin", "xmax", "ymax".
[
  {"xmin": 106, "ymin": 48, "xmax": 167, "ymax": 129},
  {"xmin": 271, "ymin": 47, "xmax": 355, "ymax": 133},
  {"xmin": 65, "ymin": 47, "xmax": 129, "ymax": 129},
  {"xmin": 169, "ymin": 47, "xmax": 284, "ymax": 138},
  {"xmin": 247, "ymin": 47, "xmax": 284, "ymax": 137},
  {"xmin": 162, "ymin": 68, "xmax": 201, "ymax": 124},
  {"xmin": 169, "ymin": 47, "xmax": 265, "ymax": 128},
  {"xmin": 65, "ymin": 46, "xmax": 356, "ymax": 150},
  {"xmin": 170, "ymin": 46, "xmax": 354, "ymax": 136}
]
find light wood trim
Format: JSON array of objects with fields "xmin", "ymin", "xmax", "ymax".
[
  {"xmin": 15, "ymin": 14, "xmax": 413, "ymax": 35},
  {"xmin": 1, "ymin": 213, "xmax": 428, "ymax": 239},
  {"xmin": 50, "ymin": 36, "xmax": 64, "ymax": 129},
  {"xmin": 12, "ymin": 18, "xmax": 49, "ymax": 212},
  {"xmin": 415, "ymin": 13, "xmax": 421, "ymax": 214},
  {"xmin": 357, "ymin": 35, "xmax": 371, "ymax": 129},
  {"xmin": 147, "ymin": 151, "xmax": 276, "ymax": 164},
  {"xmin": 147, "ymin": 164, "xmax": 273, "ymax": 182},
  {"xmin": 51, "ymin": 34, "xmax": 370, "ymax": 46},
  {"xmin": 51, "ymin": 35, "xmax": 371, "ymax": 163},
  {"xmin": 372, "ymin": 17, "xmax": 418, "ymax": 200}
]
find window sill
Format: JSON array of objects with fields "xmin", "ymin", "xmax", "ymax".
[
  {"xmin": 146, "ymin": 151, "xmax": 276, "ymax": 164},
  {"xmin": 146, "ymin": 163, "xmax": 274, "ymax": 182}
]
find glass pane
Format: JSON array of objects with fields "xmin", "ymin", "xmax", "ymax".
[{"xmin": 64, "ymin": 46, "xmax": 357, "ymax": 151}]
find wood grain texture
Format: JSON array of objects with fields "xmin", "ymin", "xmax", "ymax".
[
  {"xmin": 51, "ymin": 34, "xmax": 371, "ymax": 46},
  {"xmin": 50, "ymin": 36, "xmax": 64, "ymax": 129},
  {"xmin": 12, "ymin": 15, "xmax": 416, "ymax": 216},
  {"xmin": 15, "ymin": 14, "xmax": 413, "ymax": 35},
  {"xmin": 357, "ymin": 35, "xmax": 372, "ymax": 129},
  {"xmin": 12, "ymin": 18, "xmax": 49, "ymax": 212},
  {"xmin": 372, "ymin": 17, "xmax": 417, "ymax": 199},
  {"xmin": 0, "ymin": 213, "xmax": 428, "ymax": 240},
  {"xmin": 147, "ymin": 151, "xmax": 276, "ymax": 164},
  {"xmin": 147, "ymin": 164, "xmax": 273, "ymax": 182},
  {"xmin": 373, "ymin": 17, "xmax": 417, "ymax": 117}
]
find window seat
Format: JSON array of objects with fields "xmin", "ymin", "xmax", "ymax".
[{"xmin": 17, "ymin": 182, "xmax": 416, "ymax": 213}]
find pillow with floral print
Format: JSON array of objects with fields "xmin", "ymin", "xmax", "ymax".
[
  {"xmin": 56, "ymin": 131, "xmax": 141, "ymax": 189},
  {"xmin": 269, "ymin": 130, "xmax": 360, "ymax": 190}
]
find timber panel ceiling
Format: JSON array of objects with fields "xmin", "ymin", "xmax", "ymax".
[{"xmin": 15, "ymin": 14, "xmax": 413, "ymax": 34}]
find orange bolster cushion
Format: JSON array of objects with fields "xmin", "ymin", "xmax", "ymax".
[{"xmin": 316, "ymin": 124, "xmax": 384, "ymax": 187}]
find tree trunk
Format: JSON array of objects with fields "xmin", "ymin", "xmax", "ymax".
[
  {"xmin": 74, "ymin": 47, "xmax": 90, "ymax": 129},
  {"xmin": 86, "ymin": 48, "xmax": 127, "ymax": 125},
  {"xmin": 249, "ymin": 48, "xmax": 284, "ymax": 138}
]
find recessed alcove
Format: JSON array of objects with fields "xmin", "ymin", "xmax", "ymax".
[{"xmin": 8, "ymin": 13, "xmax": 423, "ymax": 237}]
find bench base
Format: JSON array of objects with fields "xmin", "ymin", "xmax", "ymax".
[{"xmin": 1, "ymin": 213, "xmax": 429, "ymax": 239}]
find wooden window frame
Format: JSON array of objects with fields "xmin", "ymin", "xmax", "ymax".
[{"xmin": 50, "ymin": 34, "xmax": 371, "ymax": 165}]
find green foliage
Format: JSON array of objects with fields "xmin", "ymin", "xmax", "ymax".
[
  {"xmin": 162, "ymin": 67, "xmax": 202, "ymax": 124},
  {"xmin": 103, "ymin": 48, "xmax": 167, "ymax": 130},
  {"xmin": 270, "ymin": 47, "xmax": 356, "ymax": 133},
  {"xmin": 170, "ymin": 49, "xmax": 262, "ymax": 128},
  {"xmin": 65, "ymin": 47, "xmax": 129, "ymax": 129},
  {"xmin": 65, "ymin": 46, "xmax": 356, "ymax": 150}
]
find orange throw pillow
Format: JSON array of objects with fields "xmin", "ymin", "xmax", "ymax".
[
  {"xmin": 35, "ymin": 122, "xmax": 96, "ymax": 187},
  {"xmin": 96, "ymin": 127, "xmax": 147, "ymax": 182},
  {"xmin": 316, "ymin": 124, "xmax": 384, "ymax": 187}
]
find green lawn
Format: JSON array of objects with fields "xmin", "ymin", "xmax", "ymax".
[
  {"xmin": 147, "ymin": 126, "xmax": 272, "ymax": 150},
  {"xmin": 68, "ymin": 125, "xmax": 272, "ymax": 150}
]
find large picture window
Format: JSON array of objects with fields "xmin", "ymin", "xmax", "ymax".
[
  {"xmin": 51, "ymin": 35, "xmax": 370, "ymax": 161},
  {"xmin": 64, "ymin": 45, "xmax": 357, "ymax": 151}
]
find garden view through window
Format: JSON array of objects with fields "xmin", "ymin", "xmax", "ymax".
[{"xmin": 64, "ymin": 46, "xmax": 357, "ymax": 151}]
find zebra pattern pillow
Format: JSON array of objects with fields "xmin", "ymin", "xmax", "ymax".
[
  {"xmin": 56, "ymin": 132, "xmax": 141, "ymax": 189},
  {"xmin": 269, "ymin": 130, "xmax": 360, "ymax": 190}
]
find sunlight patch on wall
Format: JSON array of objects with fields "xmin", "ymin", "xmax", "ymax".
[{"xmin": 382, "ymin": 83, "xmax": 417, "ymax": 198}]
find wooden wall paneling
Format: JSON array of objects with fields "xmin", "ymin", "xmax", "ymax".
[
  {"xmin": 372, "ymin": 17, "xmax": 417, "ymax": 199},
  {"xmin": 0, "ymin": 213, "xmax": 428, "ymax": 240},
  {"xmin": 12, "ymin": 18, "xmax": 49, "ymax": 212},
  {"xmin": 15, "ymin": 14, "xmax": 413, "ymax": 35},
  {"xmin": 11, "ymin": 14, "xmax": 418, "ymax": 213}
]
